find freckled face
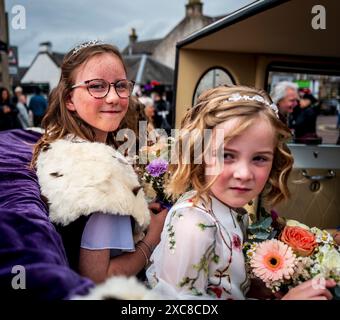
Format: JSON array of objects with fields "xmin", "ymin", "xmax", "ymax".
[
  {"xmin": 205, "ymin": 117, "xmax": 275, "ymax": 208},
  {"xmin": 67, "ymin": 53, "xmax": 129, "ymax": 142}
]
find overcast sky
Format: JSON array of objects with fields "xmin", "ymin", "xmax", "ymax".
[{"xmin": 5, "ymin": 0, "xmax": 254, "ymax": 67}]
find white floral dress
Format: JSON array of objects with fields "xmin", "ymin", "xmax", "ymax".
[{"xmin": 146, "ymin": 191, "xmax": 250, "ymax": 299}]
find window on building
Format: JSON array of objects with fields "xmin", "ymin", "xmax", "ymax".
[{"xmin": 193, "ymin": 67, "xmax": 235, "ymax": 105}]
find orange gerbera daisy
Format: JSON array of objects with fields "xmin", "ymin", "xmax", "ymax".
[{"xmin": 250, "ymin": 239, "xmax": 296, "ymax": 283}]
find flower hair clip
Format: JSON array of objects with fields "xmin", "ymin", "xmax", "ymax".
[
  {"xmin": 225, "ymin": 93, "xmax": 279, "ymax": 119},
  {"xmin": 71, "ymin": 40, "xmax": 102, "ymax": 56}
]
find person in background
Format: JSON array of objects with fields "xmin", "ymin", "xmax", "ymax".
[
  {"xmin": 336, "ymin": 97, "xmax": 340, "ymax": 129},
  {"xmin": 270, "ymin": 81, "xmax": 299, "ymax": 125},
  {"xmin": 139, "ymin": 96, "xmax": 156, "ymax": 133},
  {"xmin": 153, "ymin": 91, "xmax": 172, "ymax": 135},
  {"xmin": 16, "ymin": 93, "xmax": 31, "ymax": 129},
  {"xmin": 290, "ymin": 93, "xmax": 321, "ymax": 144},
  {"xmin": 29, "ymin": 87, "xmax": 48, "ymax": 127},
  {"xmin": 0, "ymin": 87, "xmax": 20, "ymax": 130},
  {"xmin": 12, "ymin": 86, "xmax": 23, "ymax": 106}
]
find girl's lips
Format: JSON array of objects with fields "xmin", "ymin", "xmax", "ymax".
[{"xmin": 230, "ymin": 187, "xmax": 251, "ymax": 192}]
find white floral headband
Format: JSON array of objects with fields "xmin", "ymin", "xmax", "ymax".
[
  {"xmin": 71, "ymin": 40, "xmax": 102, "ymax": 56},
  {"xmin": 225, "ymin": 93, "xmax": 279, "ymax": 119}
]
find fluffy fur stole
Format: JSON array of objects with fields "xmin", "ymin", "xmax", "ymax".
[
  {"xmin": 72, "ymin": 276, "xmax": 161, "ymax": 300},
  {"xmin": 36, "ymin": 138, "xmax": 150, "ymax": 234}
]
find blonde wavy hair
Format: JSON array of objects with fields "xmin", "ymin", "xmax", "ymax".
[
  {"xmin": 31, "ymin": 43, "xmax": 127, "ymax": 168},
  {"xmin": 167, "ymin": 85, "xmax": 294, "ymax": 208}
]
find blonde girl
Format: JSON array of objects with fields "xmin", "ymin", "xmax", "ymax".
[{"xmin": 146, "ymin": 85, "xmax": 335, "ymax": 299}]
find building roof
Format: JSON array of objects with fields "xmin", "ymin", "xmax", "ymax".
[
  {"xmin": 121, "ymin": 10, "xmax": 226, "ymax": 57},
  {"xmin": 16, "ymin": 52, "xmax": 173, "ymax": 87},
  {"xmin": 124, "ymin": 54, "xmax": 174, "ymax": 85},
  {"xmin": 49, "ymin": 52, "xmax": 64, "ymax": 67},
  {"xmin": 122, "ymin": 39, "xmax": 162, "ymax": 56},
  {"xmin": 12, "ymin": 67, "xmax": 29, "ymax": 86}
]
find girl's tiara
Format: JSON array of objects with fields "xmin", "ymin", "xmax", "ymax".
[
  {"xmin": 225, "ymin": 93, "xmax": 279, "ymax": 119},
  {"xmin": 71, "ymin": 40, "xmax": 102, "ymax": 56}
]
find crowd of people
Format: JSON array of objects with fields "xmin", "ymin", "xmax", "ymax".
[
  {"xmin": 0, "ymin": 86, "xmax": 48, "ymax": 131},
  {"xmin": 0, "ymin": 41, "xmax": 339, "ymax": 300}
]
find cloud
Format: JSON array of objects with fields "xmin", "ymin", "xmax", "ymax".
[{"xmin": 5, "ymin": 0, "xmax": 254, "ymax": 66}]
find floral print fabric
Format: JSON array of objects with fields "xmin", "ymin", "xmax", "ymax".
[{"xmin": 146, "ymin": 191, "xmax": 250, "ymax": 299}]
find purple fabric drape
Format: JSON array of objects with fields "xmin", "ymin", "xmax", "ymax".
[{"xmin": 0, "ymin": 129, "xmax": 94, "ymax": 300}]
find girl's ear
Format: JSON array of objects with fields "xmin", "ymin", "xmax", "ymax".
[{"xmin": 66, "ymin": 95, "xmax": 75, "ymax": 111}]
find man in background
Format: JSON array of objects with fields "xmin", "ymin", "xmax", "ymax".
[
  {"xmin": 270, "ymin": 81, "xmax": 299, "ymax": 125},
  {"xmin": 29, "ymin": 87, "xmax": 47, "ymax": 127}
]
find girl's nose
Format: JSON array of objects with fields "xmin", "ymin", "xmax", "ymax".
[
  {"xmin": 233, "ymin": 162, "xmax": 253, "ymax": 180},
  {"xmin": 105, "ymin": 85, "xmax": 120, "ymax": 104}
]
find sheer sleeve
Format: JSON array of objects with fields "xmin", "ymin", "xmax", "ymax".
[
  {"xmin": 80, "ymin": 212, "xmax": 135, "ymax": 252},
  {"xmin": 146, "ymin": 207, "xmax": 218, "ymax": 299}
]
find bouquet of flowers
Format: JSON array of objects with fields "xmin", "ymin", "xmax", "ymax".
[
  {"xmin": 243, "ymin": 209, "xmax": 340, "ymax": 298},
  {"xmin": 135, "ymin": 137, "xmax": 174, "ymax": 209}
]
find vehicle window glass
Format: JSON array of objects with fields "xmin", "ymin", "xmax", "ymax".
[
  {"xmin": 193, "ymin": 68, "xmax": 234, "ymax": 105},
  {"xmin": 267, "ymin": 70, "xmax": 340, "ymax": 145}
]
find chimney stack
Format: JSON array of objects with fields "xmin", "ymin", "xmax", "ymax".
[
  {"xmin": 186, "ymin": 0, "xmax": 203, "ymax": 17},
  {"xmin": 39, "ymin": 41, "xmax": 52, "ymax": 54},
  {"xmin": 128, "ymin": 28, "xmax": 138, "ymax": 55}
]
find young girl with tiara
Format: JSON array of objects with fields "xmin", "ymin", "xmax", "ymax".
[
  {"xmin": 146, "ymin": 85, "xmax": 336, "ymax": 299},
  {"xmin": 31, "ymin": 41, "xmax": 167, "ymax": 283}
]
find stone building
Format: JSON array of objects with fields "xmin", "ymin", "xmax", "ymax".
[
  {"xmin": 0, "ymin": 0, "xmax": 10, "ymax": 89},
  {"xmin": 123, "ymin": 0, "xmax": 224, "ymax": 69}
]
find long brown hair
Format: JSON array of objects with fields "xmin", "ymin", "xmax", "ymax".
[
  {"xmin": 167, "ymin": 85, "xmax": 294, "ymax": 208},
  {"xmin": 31, "ymin": 43, "xmax": 127, "ymax": 168}
]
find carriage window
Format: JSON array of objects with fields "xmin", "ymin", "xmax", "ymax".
[
  {"xmin": 193, "ymin": 68, "xmax": 234, "ymax": 105},
  {"xmin": 267, "ymin": 70, "xmax": 340, "ymax": 145}
]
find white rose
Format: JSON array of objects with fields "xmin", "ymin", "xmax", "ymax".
[
  {"xmin": 321, "ymin": 248, "xmax": 340, "ymax": 272},
  {"xmin": 286, "ymin": 219, "xmax": 310, "ymax": 230}
]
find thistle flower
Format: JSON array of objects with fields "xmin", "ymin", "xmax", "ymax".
[{"xmin": 146, "ymin": 158, "xmax": 168, "ymax": 177}]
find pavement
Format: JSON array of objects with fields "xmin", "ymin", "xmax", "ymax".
[{"xmin": 316, "ymin": 115, "xmax": 339, "ymax": 144}]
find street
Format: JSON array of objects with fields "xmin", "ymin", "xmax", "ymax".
[{"xmin": 316, "ymin": 115, "xmax": 339, "ymax": 144}]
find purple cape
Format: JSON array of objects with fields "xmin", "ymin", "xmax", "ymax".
[{"xmin": 0, "ymin": 129, "xmax": 94, "ymax": 300}]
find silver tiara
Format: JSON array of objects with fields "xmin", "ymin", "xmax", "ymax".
[
  {"xmin": 225, "ymin": 93, "xmax": 279, "ymax": 119},
  {"xmin": 71, "ymin": 40, "xmax": 102, "ymax": 56}
]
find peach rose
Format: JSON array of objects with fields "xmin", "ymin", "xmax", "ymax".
[{"xmin": 280, "ymin": 226, "xmax": 317, "ymax": 257}]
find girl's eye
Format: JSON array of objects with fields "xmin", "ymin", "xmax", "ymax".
[
  {"xmin": 253, "ymin": 155, "xmax": 269, "ymax": 162},
  {"xmin": 223, "ymin": 153, "xmax": 234, "ymax": 160},
  {"xmin": 90, "ymin": 84, "xmax": 105, "ymax": 90}
]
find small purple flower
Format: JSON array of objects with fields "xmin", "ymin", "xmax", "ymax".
[{"xmin": 146, "ymin": 158, "xmax": 168, "ymax": 177}]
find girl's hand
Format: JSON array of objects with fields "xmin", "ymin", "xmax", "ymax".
[
  {"xmin": 144, "ymin": 202, "xmax": 168, "ymax": 247},
  {"xmin": 332, "ymin": 231, "xmax": 340, "ymax": 245},
  {"xmin": 281, "ymin": 278, "xmax": 336, "ymax": 300}
]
